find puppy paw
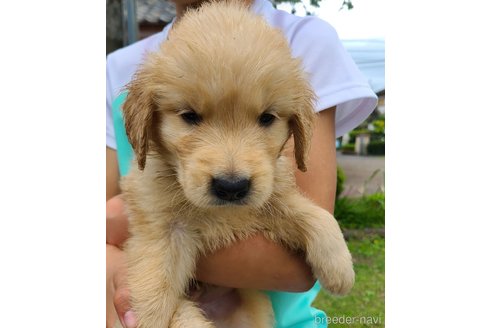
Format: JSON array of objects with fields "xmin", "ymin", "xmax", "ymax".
[{"xmin": 316, "ymin": 253, "xmax": 355, "ymax": 296}]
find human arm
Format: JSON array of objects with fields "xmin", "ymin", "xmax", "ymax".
[{"xmin": 294, "ymin": 107, "xmax": 337, "ymax": 214}]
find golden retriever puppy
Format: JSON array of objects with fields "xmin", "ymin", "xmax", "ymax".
[{"xmin": 119, "ymin": 1, "xmax": 354, "ymax": 327}]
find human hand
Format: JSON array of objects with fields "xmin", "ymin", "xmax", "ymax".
[{"xmin": 106, "ymin": 195, "xmax": 134, "ymax": 328}]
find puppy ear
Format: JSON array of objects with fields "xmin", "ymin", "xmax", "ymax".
[
  {"xmin": 122, "ymin": 77, "xmax": 156, "ymax": 170},
  {"xmin": 290, "ymin": 103, "xmax": 316, "ymax": 172}
]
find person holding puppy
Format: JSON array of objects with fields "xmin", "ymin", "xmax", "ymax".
[{"xmin": 107, "ymin": 0, "xmax": 377, "ymax": 327}]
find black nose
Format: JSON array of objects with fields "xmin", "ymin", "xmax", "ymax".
[{"xmin": 211, "ymin": 178, "xmax": 250, "ymax": 201}]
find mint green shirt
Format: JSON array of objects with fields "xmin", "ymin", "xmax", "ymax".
[{"xmin": 112, "ymin": 92, "xmax": 328, "ymax": 328}]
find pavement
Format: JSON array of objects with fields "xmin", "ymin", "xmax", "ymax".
[{"xmin": 336, "ymin": 151, "xmax": 385, "ymax": 198}]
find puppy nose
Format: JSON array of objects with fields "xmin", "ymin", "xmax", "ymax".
[{"xmin": 211, "ymin": 178, "xmax": 250, "ymax": 201}]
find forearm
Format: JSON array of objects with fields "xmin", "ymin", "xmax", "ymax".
[
  {"xmin": 294, "ymin": 108, "xmax": 337, "ymax": 214},
  {"xmin": 196, "ymin": 233, "xmax": 315, "ymax": 292}
]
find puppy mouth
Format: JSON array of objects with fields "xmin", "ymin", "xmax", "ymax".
[{"xmin": 211, "ymin": 197, "xmax": 250, "ymax": 207}]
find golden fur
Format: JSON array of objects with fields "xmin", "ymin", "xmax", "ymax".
[{"xmin": 119, "ymin": 1, "xmax": 354, "ymax": 327}]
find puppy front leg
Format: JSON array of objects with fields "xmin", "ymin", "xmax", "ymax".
[
  {"xmin": 276, "ymin": 194, "xmax": 355, "ymax": 295},
  {"xmin": 305, "ymin": 206, "xmax": 354, "ymax": 295},
  {"xmin": 126, "ymin": 235, "xmax": 211, "ymax": 328}
]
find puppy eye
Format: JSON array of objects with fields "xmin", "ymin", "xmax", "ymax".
[
  {"xmin": 258, "ymin": 113, "xmax": 276, "ymax": 127},
  {"xmin": 180, "ymin": 111, "xmax": 202, "ymax": 125}
]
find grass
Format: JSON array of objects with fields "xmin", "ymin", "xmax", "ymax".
[
  {"xmin": 313, "ymin": 235, "xmax": 385, "ymax": 327},
  {"xmin": 335, "ymin": 193, "xmax": 385, "ymax": 229}
]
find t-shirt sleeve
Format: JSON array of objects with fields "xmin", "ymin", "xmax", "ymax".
[
  {"xmin": 106, "ymin": 57, "xmax": 117, "ymax": 150},
  {"xmin": 290, "ymin": 17, "xmax": 378, "ymax": 137}
]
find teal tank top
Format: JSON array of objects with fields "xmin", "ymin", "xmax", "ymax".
[{"xmin": 112, "ymin": 92, "xmax": 328, "ymax": 327}]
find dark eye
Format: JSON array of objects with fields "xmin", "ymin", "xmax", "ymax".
[
  {"xmin": 180, "ymin": 111, "xmax": 202, "ymax": 125},
  {"xmin": 258, "ymin": 113, "xmax": 276, "ymax": 127}
]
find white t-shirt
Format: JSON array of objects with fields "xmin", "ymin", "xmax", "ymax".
[{"xmin": 106, "ymin": 0, "xmax": 377, "ymax": 150}]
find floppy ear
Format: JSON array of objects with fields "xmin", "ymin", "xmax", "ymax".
[
  {"xmin": 290, "ymin": 102, "xmax": 316, "ymax": 172},
  {"xmin": 122, "ymin": 76, "xmax": 156, "ymax": 171}
]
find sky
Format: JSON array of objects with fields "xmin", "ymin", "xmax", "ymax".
[
  {"xmin": 277, "ymin": 0, "xmax": 385, "ymax": 92},
  {"xmin": 277, "ymin": 0, "xmax": 385, "ymax": 40}
]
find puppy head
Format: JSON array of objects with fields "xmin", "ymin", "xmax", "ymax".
[{"xmin": 122, "ymin": 1, "xmax": 316, "ymax": 207}]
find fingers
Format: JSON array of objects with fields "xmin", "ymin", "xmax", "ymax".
[
  {"xmin": 107, "ymin": 244, "xmax": 137, "ymax": 328},
  {"xmin": 114, "ymin": 287, "xmax": 137, "ymax": 328},
  {"xmin": 106, "ymin": 194, "xmax": 130, "ymax": 248}
]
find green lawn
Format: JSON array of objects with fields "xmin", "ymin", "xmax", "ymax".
[{"xmin": 313, "ymin": 236, "xmax": 385, "ymax": 327}]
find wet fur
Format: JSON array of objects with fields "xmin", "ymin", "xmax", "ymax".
[{"xmin": 119, "ymin": 1, "xmax": 354, "ymax": 327}]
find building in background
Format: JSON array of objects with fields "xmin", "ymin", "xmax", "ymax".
[{"xmin": 107, "ymin": 0, "xmax": 175, "ymax": 54}]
